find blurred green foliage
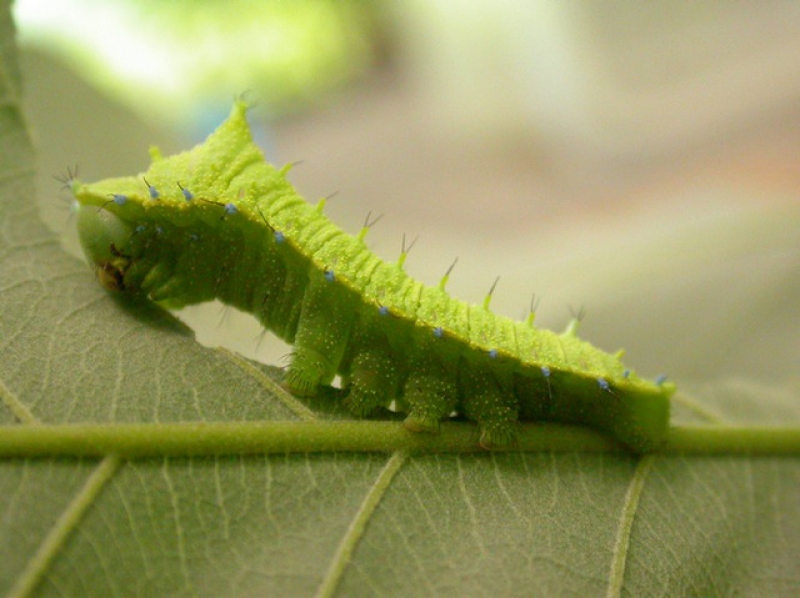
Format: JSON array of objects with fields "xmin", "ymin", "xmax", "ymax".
[{"xmin": 18, "ymin": 0, "xmax": 385, "ymax": 125}]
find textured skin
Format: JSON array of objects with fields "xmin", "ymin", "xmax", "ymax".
[{"xmin": 72, "ymin": 102, "xmax": 674, "ymax": 452}]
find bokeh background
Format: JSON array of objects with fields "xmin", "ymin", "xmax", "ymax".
[{"xmin": 15, "ymin": 0, "xmax": 800, "ymax": 387}]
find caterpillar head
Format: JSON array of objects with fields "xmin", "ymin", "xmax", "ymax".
[
  {"xmin": 71, "ymin": 177, "xmax": 224, "ymax": 310},
  {"xmin": 75, "ymin": 205, "xmax": 137, "ymax": 292}
]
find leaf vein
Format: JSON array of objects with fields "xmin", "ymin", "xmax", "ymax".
[
  {"xmin": 8, "ymin": 455, "xmax": 122, "ymax": 598},
  {"xmin": 605, "ymin": 454, "xmax": 656, "ymax": 598},
  {"xmin": 315, "ymin": 451, "xmax": 407, "ymax": 598}
]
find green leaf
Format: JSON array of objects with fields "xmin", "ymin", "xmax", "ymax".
[{"xmin": 3, "ymin": 5, "xmax": 800, "ymax": 597}]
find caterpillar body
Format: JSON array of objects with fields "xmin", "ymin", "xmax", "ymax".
[{"xmin": 70, "ymin": 102, "xmax": 674, "ymax": 452}]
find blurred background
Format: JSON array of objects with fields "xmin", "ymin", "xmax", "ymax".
[{"xmin": 14, "ymin": 0, "xmax": 800, "ymax": 386}]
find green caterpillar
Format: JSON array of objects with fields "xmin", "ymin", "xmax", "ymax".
[{"xmin": 70, "ymin": 101, "xmax": 674, "ymax": 452}]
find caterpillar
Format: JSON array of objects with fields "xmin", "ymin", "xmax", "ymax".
[{"xmin": 69, "ymin": 101, "xmax": 674, "ymax": 452}]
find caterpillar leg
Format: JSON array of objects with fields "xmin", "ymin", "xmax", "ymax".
[
  {"xmin": 284, "ymin": 350, "xmax": 334, "ymax": 396},
  {"xmin": 460, "ymin": 363, "xmax": 518, "ymax": 449},
  {"xmin": 402, "ymin": 358, "xmax": 458, "ymax": 434},
  {"xmin": 284, "ymin": 272, "xmax": 356, "ymax": 396},
  {"xmin": 342, "ymin": 339, "xmax": 400, "ymax": 416}
]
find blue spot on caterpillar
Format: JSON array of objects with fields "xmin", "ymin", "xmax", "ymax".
[
  {"xmin": 143, "ymin": 177, "xmax": 160, "ymax": 200},
  {"xmin": 177, "ymin": 183, "xmax": 194, "ymax": 202},
  {"xmin": 100, "ymin": 193, "xmax": 128, "ymax": 212},
  {"xmin": 69, "ymin": 101, "xmax": 675, "ymax": 452}
]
